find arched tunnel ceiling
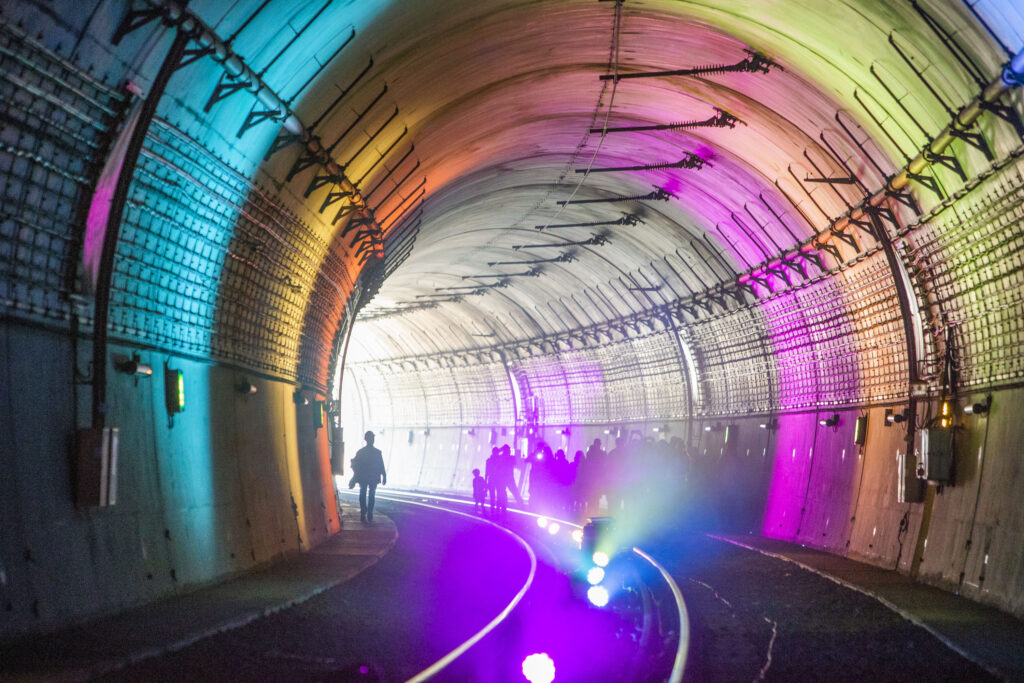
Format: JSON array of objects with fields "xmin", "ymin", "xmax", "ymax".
[
  {"xmin": 253, "ymin": 0, "xmax": 1006, "ymax": 364},
  {"xmin": 15, "ymin": 0, "xmax": 1012, "ymax": 382}
]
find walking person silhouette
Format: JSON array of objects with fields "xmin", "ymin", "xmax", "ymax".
[{"xmin": 349, "ymin": 430, "xmax": 387, "ymax": 522}]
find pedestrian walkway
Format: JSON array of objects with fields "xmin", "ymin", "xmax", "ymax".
[
  {"xmin": 0, "ymin": 501, "xmax": 397, "ymax": 682},
  {"xmin": 715, "ymin": 534, "xmax": 1024, "ymax": 682}
]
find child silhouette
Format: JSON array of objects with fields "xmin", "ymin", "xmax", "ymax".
[{"xmin": 472, "ymin": 468, "xmax": 486, "ymax": 513}]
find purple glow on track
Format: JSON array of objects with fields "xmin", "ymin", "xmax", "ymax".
[{"xmin": 522, "ymin": 653, "xmax": 556, "ymax": 683}]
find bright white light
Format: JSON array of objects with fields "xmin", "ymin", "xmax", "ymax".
[
  {"xmin": 547, "ymin": 522, "xmax": 560, "ymax": 535},
  {"xmin": 587, "ymin": 585, "xmax": 610, "ymax": 607},
  {"xmin": 571, "ymin": 529, "xmax": 584, "ymax": 544},
  {"xmin": 522, "ymin": 653, "xmax": 556, "ymax": 683},
  {"xmin": 586, "ymin": 566, "xmax": 605, "ymax": 585},
  {"xmin": 537, "ymin": 517, "xmax": 549, "ymax": 529},
  {"xmin": 592, "ymin": 551, "xmax": 609, "ymax": 567},
  {"xmin": 333, "ymin": 475, "xmax": 344, "ymax": 489}
]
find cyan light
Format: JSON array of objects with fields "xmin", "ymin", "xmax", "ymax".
[{"xmin": 592, "ymin": 551, "xmax": 609, "ymax": 567}]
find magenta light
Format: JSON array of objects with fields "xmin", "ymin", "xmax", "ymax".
[
  {"xmin": 522, "ymin": 653, "xmax": 556, "ymax": 683},
  {"xmin": 547, "ymin": 522, "xmax": 560, "ymax": 535},
  {"xmin": 537, "ymin": 516, "xmax": 549, "ymax": 528},
  {"xmin": 571, "ymin": 529, "xmax": 584, "ymax": 544}
]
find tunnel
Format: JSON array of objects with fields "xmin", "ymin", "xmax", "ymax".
[{"xmin": 2, "ymin": 0, "xmax": 1024, "ymax": 679}]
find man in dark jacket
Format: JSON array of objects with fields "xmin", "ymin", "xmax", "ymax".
[{"xmin": 349, "ymin": 430, "xmax": 387, "ymax": 522}]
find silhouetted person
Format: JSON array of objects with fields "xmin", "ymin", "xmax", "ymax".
[
  {"xmin": 553, "ymin": 448, "xmax": 571, "ymax": 512},
  {"xmin": 571, "ymin": 449, "xmax": 585, "ymax": 513},
  {"xmin": 472, "ymin": 468, "xmax": 486, "ymax": 513},
  {"xmin": 585, "ymin": 438, "xmax": 605, "ymax": 513},
  {"xmin": 485, "ymin": 447, "xmax": 501, "ymax": 512},
  {"xmin": 607, "ymin": 436, "xmax": 629, "ymax": 513},
  {"xmin": 500, "ymin": 444, "xmax": 524, "ymax": 506},
  {"xmin": 349, "ymin": 430, "xmax": 386, "ymax": 522}
]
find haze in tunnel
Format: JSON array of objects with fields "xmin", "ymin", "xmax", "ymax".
[{"xmin": 1, "ymin": 0, "xmax": 1024, "ymax": 648}]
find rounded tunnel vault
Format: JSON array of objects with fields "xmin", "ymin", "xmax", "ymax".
[{"xmin": 2, "ymin": 0, "xmax": 1024, "ymax": 637}]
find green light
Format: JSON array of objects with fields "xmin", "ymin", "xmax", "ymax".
[
  {"xmin": 164, "ymin": 364, "xmax": 184, "ymax": 416},
  {"xmin": 854, "ymin": 415, "xmax": 868, "ymax": 446}
]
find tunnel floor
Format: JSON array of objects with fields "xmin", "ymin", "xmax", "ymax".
[{"xmin": 2, "ymin": 496, "xmax": 1021, "ymax": 682}]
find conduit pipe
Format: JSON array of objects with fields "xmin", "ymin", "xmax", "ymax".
[{"xmin": 828, "ymin": 45, "xmax": 1024, "ymax": 241}]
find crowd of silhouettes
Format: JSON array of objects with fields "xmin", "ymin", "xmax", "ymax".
[
  {"xmin": 470, "ymin": 434, "xmax": 726, "ymax": 524},
  {"xmin": 470, "ymin": 431, "xmax": 763, "ymax": 533}
]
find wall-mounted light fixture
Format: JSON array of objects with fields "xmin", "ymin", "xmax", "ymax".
[
  {"xmin": 725, "ymin": 424, "xmax": 737, "ymax": 443},
  {"xmin": 236, "ymin": 379, "xmax": 258, "ymax": 395},
  {"xmin": 885, "ymin": 408, "xmax": 908, "ymax": 426},
  {"xmin": 963, "ymin": 397, "xmax": 991, "ymax": 415},
  {"xmin": 819, "ymin": 414, "xmax": 840, "ymax": 428},
  {"xmin": 939, "ymin": 400, "xmax": 951, "ymax": 428},
  {"xmin": 114, "ymin": 353, "xmax": 153, "ymax": 378}
]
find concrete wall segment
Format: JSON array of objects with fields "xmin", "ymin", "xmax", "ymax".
[{"xmin": 0, "ymin": 323, "xmax": 337, "ymax": 639}]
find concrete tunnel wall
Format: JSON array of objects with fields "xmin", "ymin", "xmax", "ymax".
[{"xmin": 0, "ymin": 322, "xmax": 339, "ymax": 638}]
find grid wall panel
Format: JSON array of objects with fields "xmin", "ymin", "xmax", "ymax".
[
  {"xmin": 686, "ymin": 308, "xmax": 775, "ymax": 415},
  {"xmin": 379, "ymin": 369, "xmax": 427, "ymax": 427},
  {"xmin": 517, "ymin": 355, "xmax": 572, "ymax": 424},
  {"xmin": 419, "ymin": 367, "xmax": 462, "ymax": 426},
  {"xmin": 560, "ymin": 350, "xmax": 606, "ymax": 423},
  {"xmin": 835, "ymin": 254, "xmax": 906, "ymax": 403},
  {"xmin": 911, "ymin": 160, "xmax": 1024, "ymax": 390},
  {"xmin": 448, "ymin": 363, "xmax": 514, "ymax": 425},
  {"xmin": 0, "ymin": 24, "xmax": 124, "ymax": 321},
  {"xmin": 110, "ymin": 119, "xmax": 354, "ymax": 387}
]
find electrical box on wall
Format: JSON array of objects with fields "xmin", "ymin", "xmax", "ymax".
[
  {"xmin": 897, "ymin": 448, "xmax": 925, "ymax": 503},
  {"xmin": 75, "ymin": 427, "xmax": 119, "ymax": 508},
  {"xmin": 312, "ymin": 400, "xmax": 325, "ymax": 429},
  {"xmin": 916, "ymin": 427, "xmax": 954, "ymax": 484},
  {"xmin": 331, "ymin": 428, "xmax": 344, "ymax": 476}
]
